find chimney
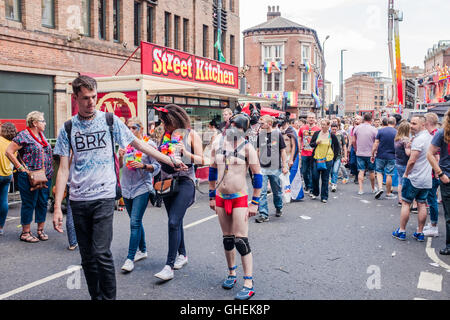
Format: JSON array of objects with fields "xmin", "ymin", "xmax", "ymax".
[{"xmin": 267, "ymin": 5, "xmax": 281, "ymax": 21}]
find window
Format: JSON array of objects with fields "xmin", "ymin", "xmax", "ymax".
[
  {"xmin": 41, "ymin": 0, "xmax": 54, "ymax": 28},
  {"xmin": 98, "ymin": 0, "xmax": 106, "ymax": 39},
  {"xmin": 302, "ymin": 44, "xmax": 310, "ymax": 64},
  {"xmin": 164, "ymin": 12, "xmax": 171, "ymax": 47},
  {"xmin": 264, "ymin": 72, "xmax": 282, "ymax": 92},
  {"xmin": 174, "ymin": 15, "xmax": 180, "ymax": 50},
  {"xmin": 263, "ymin": 44, "xmax": 283, "ymax": 63},
  {"xmin": 134, "ymin": 2, "xmax": 141, "ymax": 46},
  {"xmin": 113, "ymin": 0, "xmax": 120, "ymax": 42},
  {"xmin": 183, "ymin": 18, "xmax": 189, "ymax": 52},
  {"xmin": 229, "ymin": 0, "xmax": 234, "ymax": 12},
  {"xmin": 147, "ymin": 5, "xmax": 154, "ymax": 43},
  {"xmin": 302, "ymin": 72, "xmax": 310, "ymax": 93},
  {"xmin": 5, "ymin": 0, "xmax": 21, "ymax": 21},
  {"xmin": 230, "ymin": 35, "xmax": 235, "ymax": 65},
  {"xmin": 203, "ymin": 25, "xmax": 209, "ymax": 57},
  {"xmin": 81, "ymin": 0, "xmax": 91, "ymax": 36}
]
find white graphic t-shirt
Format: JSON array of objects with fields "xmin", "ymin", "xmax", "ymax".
[{"xmin": 54, "ymin": 111, "xmax": 135, "ymax": 201}]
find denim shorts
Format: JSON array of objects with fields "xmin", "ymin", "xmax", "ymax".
[
  {"xmin": 396, "ymin": 164, "xmax": 406, "ymax": 185},
  {"xmin": 401, "ymin": 178, "xmax": 430, "ymax": 204},
  {"xmin": 375, "ymin": 159, "xmax": 396, "ymax": 175},
  {"xmin": 356, "ymin": 156, "xmax": 375, "ymax": 172}
]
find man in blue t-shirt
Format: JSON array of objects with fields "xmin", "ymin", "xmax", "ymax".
[
  {"xmin": 371, "ymin": 116, "xmax": 397, "ymax": 200},
  {"xmin": 427, "ymin": 122, "xmax": 450, "ymax": 255},
  {"xmin": 52, "ymin": 75, "xmax": 186, "ymax": 300}
]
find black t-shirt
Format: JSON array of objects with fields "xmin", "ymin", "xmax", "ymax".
[{"xmin": 257, "ymin": 129, "xmax": 286, "ymax": 169}]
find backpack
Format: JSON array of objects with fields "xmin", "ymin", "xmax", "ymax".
[{"xmin": 64, "ymin": 112, "xmax": 122, "ymax": 200}]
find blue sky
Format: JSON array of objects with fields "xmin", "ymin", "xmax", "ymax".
[{"xmin": 240, "ymin": 0, "xmax": 450, "ymax": 99}]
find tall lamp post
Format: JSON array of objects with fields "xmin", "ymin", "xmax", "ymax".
[
  {"xmin": 321, "ymin": 35, "xmax": 330, "ymax": 118},
  {"xmin": 340, "ymin": 49, "xmax": 348, "ymax": 115}
]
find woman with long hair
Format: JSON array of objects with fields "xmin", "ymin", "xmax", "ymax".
[
  {"xmin": 0, "ymin": 122, "xmax": 17, "ymax": 235},
  {"xmin": 394, "ymin": 121, "xmax": 412, "ymax": 206},
  {"xmin": 119, "ymin": 117, "xmax": 161, "ymax": 272},
  {"xmin": 6, "ymin": 111, "xmax": 53, "ymax": 243},
  {"xmin": 153, "ymin": 104, "xmax": 204, "ymax": 281}
]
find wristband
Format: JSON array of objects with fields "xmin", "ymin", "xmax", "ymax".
[
  {"xmin": 251, "ymin": 196, "xmax": 260, "ymax": 205},
  {"xmin": 438, "ymin": 172, "xmax": 444, "ymax": 178},
  {"xmin": 209, "ymin": 189, "xmax": 216, "ymax": 198},
  {"xmin": 209, "ymin": 167, "xmax": 218, "ymax": 181},
  {"xmin": 252, "ymin": 173, "xmax": 263, "ymax": 189}
]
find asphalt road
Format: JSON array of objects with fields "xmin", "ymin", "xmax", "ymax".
[{"xmin": 0, "ymin": 178, "xmax": 449, "ymax": 301}]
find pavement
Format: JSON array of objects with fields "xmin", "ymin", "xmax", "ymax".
[{"xmin": 0, "ymin": 178, "xmax": 449, "ymax": 301}]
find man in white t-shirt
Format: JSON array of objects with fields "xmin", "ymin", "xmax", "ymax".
[
  {"xmin": 392, "ymin": 116, "xmax": 432, "ymax": 243},
  {"xmin": 52, "ymin": 76, "xmax": 185, "ymax": 300}
]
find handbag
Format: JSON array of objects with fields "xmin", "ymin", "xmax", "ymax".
[
  {"xmin": 19, "ymin": 151, "xmax": 48, "ymax": 191},
  {"xmin": 154, "ymin": 173, "xmax": 179, "ymax": 198},
  {"xmin": 315, "ymin": 133, "xmax": 331, "ymax": 171}
]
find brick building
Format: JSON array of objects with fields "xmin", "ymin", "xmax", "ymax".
[
  {"xmin": 242, "ymin": 6, "xmax": 324, "ymax": 117},
  {"xmin": 344, "ymin": 73, "xmax": 375, "ymax": 116},
  {"xmin": 0, "ymin": 0, "xmax": 240, "ymax": 137}
]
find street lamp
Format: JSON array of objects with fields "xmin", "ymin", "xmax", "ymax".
[
  {"xmin": 340, "ymin": 49, "xmax": 348, "ymax": 116},
  {"xmin": 321, "ymin": 35, "xmax": 330, "ymax": 118}
]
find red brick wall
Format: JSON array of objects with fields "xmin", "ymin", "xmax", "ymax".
[{"xmin": 0, "ymin": 0, "xmax": 240, "ymax": 133}]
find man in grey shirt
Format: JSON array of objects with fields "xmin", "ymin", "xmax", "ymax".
[{"xmin": 393, "ymin": 116, "xmax": 432, "ymax": 242}]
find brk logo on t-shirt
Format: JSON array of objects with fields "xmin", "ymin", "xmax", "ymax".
[{"xmin": 74, "ymin": 130, "xmax": 108, "ymax": 152}]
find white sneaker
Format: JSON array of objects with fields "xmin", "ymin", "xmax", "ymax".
[
  {"xmin": 423, "ymin": 226, "xmax": 439, "ymax": 237},
  {"xmin": 134, "ymin": 250, "xmax": 148, "ymax": 262},
  {"xmin": 173, "ymin": 254, "xmax": 188, "ymax": 270},
  {"xmin": 331, "ymin": 185, "xmax": 337, "ymax": 192},
  {"xmin": 423, "ymin": 223, "xmax": 433, "ymax": 231},
  {"xmin": 154, "ymin": 265, "xmax": 174, "ymax": 280},
  {"xmin": 121, "ymin": 259, "xmax": 134, "ymax": 272}
]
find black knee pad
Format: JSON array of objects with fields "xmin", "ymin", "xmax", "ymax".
[
  {"xmin": 235, "ymin": 237, "xmax": 251, "ymax": 256},
  {"xmin": 223, "ymin": 235, "xmax": 235, "ymax": 251}
]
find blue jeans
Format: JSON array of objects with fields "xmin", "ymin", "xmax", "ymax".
[
  {"xmin": 66, "ymin": 193, "xmax": 77, "ymax": 247},
  {"xmin": 123, "ymin": 192, "xmax": 150, "ymax": 260},
  {"xmin": 349, "ymin": 147, "xmax": 358, "ymax": 176},
  {"xmin": 313, "ymin": 160, "xmax": 333, "ymax": 201},
  {"xmin": 259, "ymin": 168, "xmax": 283, "ymax": 218},
  {"xmin": 301, "ymin": 156, "xmax": 314, "ymax": 191},
  {"xmin": 0, "ymin": 175, "xmax": 12, "ymax": 228},
  {"xmin": 330, "ymin": 158, "xmax": 342, "ymax": 185},
  {"xmin": 162, "ymin": 178, "xmax": 195, "ymax": 268},
  {"xmin": 17, "ymin": 172, "xmax": 51, "ymax": 226},
  {"xmin": 427, "ymin": 178, "xmax": 440, "ymax": 225}
]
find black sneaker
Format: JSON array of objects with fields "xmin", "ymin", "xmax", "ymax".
[
  {"xmin": 275, "ymin": 208, "xmax": 283, "ymax": 217},
  {"xmin": 255, "ymin": 215, "xmax": 269, "ymax": 223}
]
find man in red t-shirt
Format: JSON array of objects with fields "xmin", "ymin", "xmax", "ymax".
[{"xmin": 298, "ymin": 112, "xmax": 321, "ymax": 193}]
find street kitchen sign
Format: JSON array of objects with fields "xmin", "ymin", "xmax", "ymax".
[{"xmin": 141, "ymin": 41, "xmax": 238, "ymax": 90}]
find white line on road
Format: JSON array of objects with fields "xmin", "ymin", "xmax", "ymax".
[
  {"xmin": 0, "ymin": 212, "xmax": 220, "ymax": 299},
  {"xmin": 425, "ymin": 237, "xmax": 450, "ymax": 270},
  {"xmin": 0, "ymin": 265, "xmax": 82, "ymax": 300}
]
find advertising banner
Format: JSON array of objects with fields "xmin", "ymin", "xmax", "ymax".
[{"xmin": 141, "ymin": 41, "xmax": 238, "ymax": 90}]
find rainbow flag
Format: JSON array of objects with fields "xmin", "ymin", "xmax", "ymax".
[
  {"xmin": 283, "ymin": 91, "xmax": 298, "ymax": 107},
  {"xmin": 304, "ymin": 61, "xmax": 311, "ymax": 73}
]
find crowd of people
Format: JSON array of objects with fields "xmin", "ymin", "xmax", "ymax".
[{"xmin": 1, "ymin": 75, "xmax": 449, "ymax": 301}]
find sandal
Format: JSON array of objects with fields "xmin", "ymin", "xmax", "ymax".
[
  {"xmin": 235, "ymin": 276, "xmax": 255, "ymax": 300},
  {"xmin": 37, "ymin": 229, "xmax": 49, "ymax": 241},
  {"xmin": 20, "ymin": 231, "xmax": 39, "ymax": 243},
  {"xmin": 222, "ymin": 265, "xmax": 237, "ymax": 290}
]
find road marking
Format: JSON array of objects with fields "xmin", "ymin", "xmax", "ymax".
[
  {"xmin": 5, "ymin": 217, "xmax": 19, "ymax": 222},
  {"xmin": 425, "ymin": 237, "xmax": 450, "ymax": 270},
  {"xmin": 0, "ymin": 265, "xmax": 82, "ymax": 300},
  {"xmin": 184, "ymin": 214, "xmax": 217, "ymax": 229},
  {"xmin": 417, "ymin": 271, "xmax": 442, "ymax": 292}
]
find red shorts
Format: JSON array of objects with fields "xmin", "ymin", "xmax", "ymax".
[{"xmin": 215, "ymin": 195, "xmax": 248, "ymax": 215}]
